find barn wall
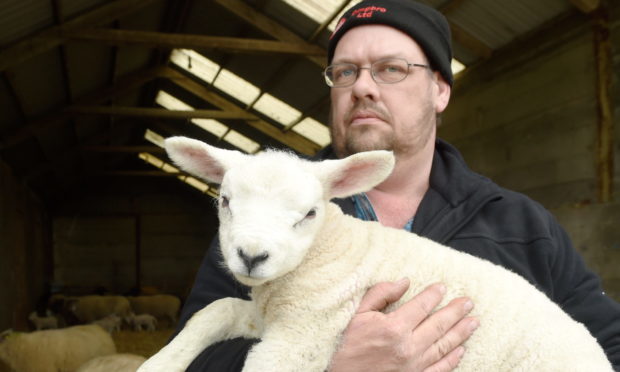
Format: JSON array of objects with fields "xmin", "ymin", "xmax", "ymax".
[
  {"xmin": 0, "ymin": 159, "xmax": 50, "ymax": 332},
  {"xmin": 52, "ymin": 179, "xmax": 218, "ymax": 300},
  {"xmin": 441, "ymin": 6, "xmax": 619, "ymax": 300}
]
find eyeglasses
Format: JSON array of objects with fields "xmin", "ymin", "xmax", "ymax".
[{"xmin": 323, "ymin": 58, "xmax": 429, "ymax": 88}]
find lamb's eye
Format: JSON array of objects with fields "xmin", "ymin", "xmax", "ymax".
[
  {"xmin": 220, "ymin": 196, "xmax": 230, "ymax": 208},
  {"xmin": 305, "ymin": 208, "xmax": 317, "ymax": 219}
]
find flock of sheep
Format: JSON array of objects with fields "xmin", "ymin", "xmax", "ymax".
[{"xmin": 0, "ymin": 294, "xmax": 181, "ymax": 372}]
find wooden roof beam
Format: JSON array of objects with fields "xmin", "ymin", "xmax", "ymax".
[
  {"xmin": 67, "ymin": 105, "xmax": 259, "ymax": 121},
  {"xmin": 0, "ymin": 66, "xmax": 170, "ymax": 149},
  {"xmin": 214, "ymin": 0, "xmax": 326, "ymax": 68},
  {"xmin": 65, "ymin": 29, "xmax": 326, "ymax": 57}
]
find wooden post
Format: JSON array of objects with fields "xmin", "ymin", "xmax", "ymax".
[{"xmin": 592, "ymin": 4, "xmax": 614, "ymax": 202}]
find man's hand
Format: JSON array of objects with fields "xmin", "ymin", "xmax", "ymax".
[{"xmin": 328, "ymin": 279, "xmax": 478, "ymax": 372}]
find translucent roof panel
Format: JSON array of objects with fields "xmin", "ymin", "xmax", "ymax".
[
  {"xmin": 155, "ymin": 90, "xmax": 193, "ymax": 111},
  {"xmin": 253, "ymin": 93, "xmax": 302, "ymax": 127},
  {"xmin": 139, "ymin": 152, "xmax": 215, "ymax": 195},
  {"xmin": 293, "ymin": 117, "xmax": 331, "ymax": 147},
  {"xmin": 170, "ymin": 49, "xmax": 220, "ymax": 84},
  {"xmin": 144, "ymin": 129, "xmax": 165, "ymax": 148},
  {"xmin": 183, "ymin": 176, "xmax": 210, "ymax": 192},
  {"xmin": 193, "ymin": 119, "xmax": 229, "ymax": 138},
  {"xmin": 224, "ymin": 130, "xmax": 261, "ymax": 154},
  {"xmin": 451, "ymin": 59, "xmax": 466, "ymax": 75},
  {"xmin": 282, "ymin": 0, "xmax": 346, "ymax": 24},
  {"xmin": 213, "ymin": 69, "xmax": 261, "ymax": 106},
  {"xmin": 327, "ymin": 0, "xmax": 362, "ymax": 31},
  {"xmin": 139, "ymin": 152, "xmax": 165, "ymax": 169}
]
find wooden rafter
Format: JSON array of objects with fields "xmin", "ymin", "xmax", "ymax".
[
  {"xmin": 214, "ymin": 0, "xmax": 326, "ymax": 68},
  {"xmin": 0, "ymin": 0, "xmax": 158, "ymax": 72},
  {"xmin": 65, "ymin": 29, "xmax": 326, "ymax": 57},
  {"xmin": 67, "ymin": 105, "xmax": 259, "ymax": 121},
  {"xmin": 0, "ymin": 66, "xmax": 169, "ymax": 149}
]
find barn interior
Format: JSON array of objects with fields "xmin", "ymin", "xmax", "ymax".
[{"xmin": 0, "ymin": 0, "xmax": 619, "ymax": 363}]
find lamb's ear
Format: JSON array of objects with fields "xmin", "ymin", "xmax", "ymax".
[
  {"xmin": 164, "ymin": 136, "xmax": 247, "ymax": 184},
  {"xmin": 317, "ymin": 150, "xmax": 395, "ymax": 199}
]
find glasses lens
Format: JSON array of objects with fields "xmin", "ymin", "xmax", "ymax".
[
  {"xmin": 325, "ymin": 63, "xmax": 357, "ymax": 87},
  {"xmin": 372, "ymin": 59, "xmax": 408, "ymax": 83}
]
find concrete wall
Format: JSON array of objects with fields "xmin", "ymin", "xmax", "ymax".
[
  {"xmin": 440, "ymin": 5, "xmax": 619, "ymax": 300},
  {"xmin": 0, "ymin": 159, "xmax": 50, "ymax": 332}
]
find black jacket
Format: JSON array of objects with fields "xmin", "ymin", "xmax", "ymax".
[{"xmin": 177, "ymin": 139, "xmax": 620, "ymax": 371}]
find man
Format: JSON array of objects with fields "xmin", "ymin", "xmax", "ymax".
[{"xmin": 176, "ymin": 0, "xmax": 620, "ymax": 370}]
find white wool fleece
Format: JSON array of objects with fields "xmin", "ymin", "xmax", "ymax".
[{"xmin": 138, "ymin": 136, "xmax": 613, "ymax": 372}]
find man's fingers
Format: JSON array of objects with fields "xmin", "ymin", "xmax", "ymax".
[
  {"xmin": 389, "ymin": 282, "xmax": 447, "ymax": 326},
  {"xmin": 417, "ymin": 298, "xmax": 478, "ymax": 365},
  {"xmin": 423, "ymin": 346, "xmax": 466, "ymax": 372},
  {"xmin": 357, "ymin": 278, "xmax": 411, "ymax": 313}
]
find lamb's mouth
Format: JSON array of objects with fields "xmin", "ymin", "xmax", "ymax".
[{"xmin": 233, "ymin": 273, "xmax": 270, "ymax": 286}]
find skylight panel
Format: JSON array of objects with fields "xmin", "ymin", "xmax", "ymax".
[
  {"xmin": 213, "ymin": 69, "xmax": 261, "ymax": 105},
  {"xmin": 145, "ymin": 129, "xmax": 165, "ymax": 148},
  {"xmin": 139, "ymin": 151, "xmax": 216, "ymax": 195},
  {"xmin": 282, "ymin": 0, "xmax": 345, "ymax": 23},
  {"xmin": 193, "ymin": 119, "xmax": 229, "ymax": 138},
  {"xmin": 139, "ymin": 152, "xmax": 164, "ymax": 168},
  {"xmin": 253, "ymin": 93, "xmax": 302, "ymax": 127},
  {"xmin": 155, "ymin": 90, "xmax": 247, "ymax": 144},
  {"xmin": 170, "ymin": 49, "xmax": 220, "ymax": 84},
  {"xmin": 327, "ymin": 0, "xmax": 362, "ymax": 31},
  {"xmin": 184, "ymin": 176, "xmax": 210, "ymax": 192},
  {"xmin": 224, "ymin": 130, "xmax": 261, "ymax": 154},
  {"xmin": 292, "ymin": 117, "xmax": 331, "ymax": 147},
  {"xmin": 155, "ymin": 90, "xmax": 193, "ymax": 111},
  {"xmin": 451, "ymin": 59, "xmax": 466, "ymax": 75}
]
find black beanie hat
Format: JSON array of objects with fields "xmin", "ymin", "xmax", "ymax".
[{"xmin": 327, "ymin": 0, "xmax": 453, "ymax": 86}]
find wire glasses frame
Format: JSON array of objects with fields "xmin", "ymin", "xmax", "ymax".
[{"xmin": 323, "ymin": 58, "xmax": 429, "ymax": 88}]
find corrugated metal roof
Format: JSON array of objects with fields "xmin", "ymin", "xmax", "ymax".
[
  {"xmin": 449, "ymin": 0, "xmax": 572, "ymax": 49},
  {"xmin": 0, "ymin": 0, "xmax": 54, "ymax": 46}
]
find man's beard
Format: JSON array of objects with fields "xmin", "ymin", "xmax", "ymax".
[
  {"xmin": 342, "ymin": 124, "xmax": 395, "ymax": 155},
  {"xmin": 330, "ymin": 100, "xmax": 396, "ymax": 157}
]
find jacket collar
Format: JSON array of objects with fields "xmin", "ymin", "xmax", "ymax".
[{"xmin": 319, "ymin": 139, "xmax": 502, "ymax": 243}]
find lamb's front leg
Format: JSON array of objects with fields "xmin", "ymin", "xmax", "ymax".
[
  {"xmin": 138, "ymin": 297, "xmax": 262, "ymax": 372},
  {"xmin": 242, "ymin": 314, "xmax": 347, "ymax": 372}
]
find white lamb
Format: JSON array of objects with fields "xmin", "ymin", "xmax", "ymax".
[
  {"xmin": 28, "ymin": 311, "xmax": 58, "ymax": 331},
  {"xmin": 125, "ymin": 312, "xmax": 158, "ymax": 332},
  {"xmin": 127, "ymin": 295, "xmax": 180, "ymax": 327},
  {"xmin": 92, "ymin": 314, "xmax": 122, "ymax": 333},
  {"xmin": 139, "ymin": 137, "xmax": 612, "ymax": 372}
]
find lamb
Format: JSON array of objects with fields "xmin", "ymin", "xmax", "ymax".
[
  {"xmin": 76, "ymin": 353, "xmax": 146, "ymax": 372},
  {"xmin": 127, "ymin": 295, "xmax": 180, "ymax": 326},
  {"xmin": 28, "ymin": 311, "xmax": 58, "ymax": 331},
  {"xmin": 71, "ymin": 295, "xmax": 132, "ymax": 323},
  {"xmin": 125, "ymin": 312, "xmax": 158, "ymax": 332},
  {"xmin": 0, "ymin": 325, "xmax": 116, "ymax": 372},
  {"xmin": 92, "ymin": 314, "xmax": 122, "ymax": 333},
  {"xmin": 138, "ymin": 136, "xmax": 613, "ymax": 371}
]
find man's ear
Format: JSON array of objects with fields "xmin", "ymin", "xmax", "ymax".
[
  {"xmin": 315, "ymin": 151, "xmax": 395, "ymax": 199},
  {"xmin": 434, "ymin": 72, "xmax": 451, "ymax": 113},
  {"xmin": 164, "ymin": 137, "xmax": 247, "ymax": 184}
]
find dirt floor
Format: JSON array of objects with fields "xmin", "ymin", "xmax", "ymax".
[{"xmin": 112, "ymin": 327, "xmax": 175, "ymax": 358}]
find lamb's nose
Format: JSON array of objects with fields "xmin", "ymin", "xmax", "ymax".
[{"xmin": 237, "ymin": 248, "xmax": 269, "ymax": 274}]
